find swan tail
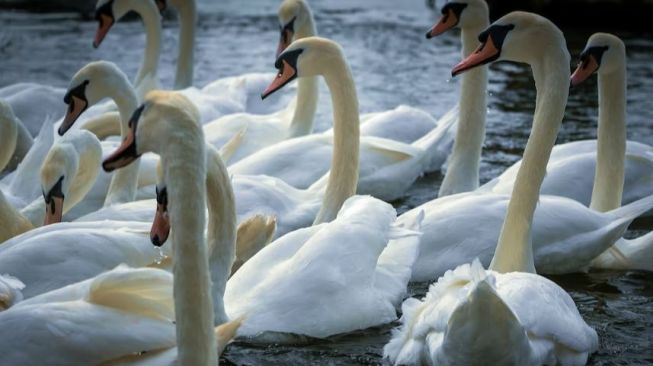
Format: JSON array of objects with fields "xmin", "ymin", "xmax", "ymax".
[
  {"xmin": 411, "ymin": 104, "xmax": 459, "ymax": 172},
  {"xmin": 232, "ymin": 214, "xmax": 277, "ymax": 276},
  {"xmin": 0, "ymin": 274, "xmax": 25, "ymax": 311},
  {"xmin": 383, "ymin": 297, "xmax": 429, "ymax": 365},
  {"xmin": 219, "ymin": 124, "xmax": 248, "ymax": 164},
  {"xmin": 441, "ymin": 272, "xmax": 532, "ymax": 365},
  {"xmin": 215, "ymin": 315, "xmax": 244, "ymax": 355},
  {"xmin": 374, "ymin": 210, "xmax": 424, "ymax": 308},
  {"xmin": 80, "ymin": 111, "xmax": 122, "ymax": 140},
  {"xmin": 87, "ymin": 266, "xmax": 174, "ymax": 322},
  {"xmin": 607, "ymin": 193, "xmax": 653, "ymax": 222}
]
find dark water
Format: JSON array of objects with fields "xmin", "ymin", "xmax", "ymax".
[{"xmin": 1, "ymin": 0, "xmax": 652, "ymax": 364}]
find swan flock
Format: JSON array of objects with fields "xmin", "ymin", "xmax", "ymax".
[{"xmin": 0, "ymin": 0, "xmax": 650, "ymax": 365}]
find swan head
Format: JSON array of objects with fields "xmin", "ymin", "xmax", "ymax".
[
  {"xmin": 40, "ymin": 143, "xmax": 78, "ymax": 226},
  {"xmin": 60, "ymin": 61, "xmax": 130, "ymax": 135},
  {"xmin": 94, "ymin": 0, "xmax": 158, "ymax": 48},
  {"xmin": 277, "ymin": 0, "xmax": 313, "ymax": 57},
  {"xmin": 102, "ymin": 90, "xmax": 200, "ymax": 172},
  {"xmin": 41, "ymin": 130, "xmax": 103, "ymax": 225},
  {"xmin": 451, "ymin": 11, "xmax": 567, "ymax": 76},
  {"xmin": 262, "ymin": 36, "xmax": 343, "ymax": 99},
  {"xmin": 570, "ymin": 33, "xmax": 624, "ymax": 86},
  {"xmin": 426, "ymin": 0, "xmax": 489, "ymax": 38}
]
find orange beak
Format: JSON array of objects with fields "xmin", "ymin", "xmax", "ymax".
[
  {"xmin": 452, "ymin": 35, "xmax": 499, "ymax": 76},
  {"xmin": 150, "ymin": 202, "xmax": 170, "ymax": 246},
  {"xmin": 570, "ymin": 55, "xmax": 599, "ymax": 87},
  {"xmin": 93, "ymin": 13, "xmax": 114, "ymax": 48},
  {"xmin": 44, "ymin": 196, "xmax": 64, "ymax": 226},
  {"xmin": 426, "ymin": 8, "xmax": 458, "ymax": 38},
  {"xmin": 60, "ymin": 95, "xmax": 87, "ymax": 135},
  {"xmin": 261, "ymin": 59, "xmax": 297, "ymax": 100}
]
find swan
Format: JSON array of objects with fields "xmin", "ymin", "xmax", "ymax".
[
  {"xmin": 93, "ymin": 0, "xmax": 293, "ymax": 119},
  {"xmin": 567, "ymin": 33, "xmax": 653, "ymax": 271},
  {"xmin": 0, "ymin": 100, "xmax": 33, "ymax": 174},
  {"xmin": 427, "ymin": 0, "xmax": 489, "ymax": 196},
  {"xmin": 58, "ymin": 61, "xmax": 160, "ymax": 207},
  {"xmin": 479, "ymin": 34, "xmax": 653, "ymax": 210},
  {"xmin": 384, "ymin": 13, "xmax": 599, "ymax": 365},
  {"xmin": 0, "ymin": 130, "xmax": 105, "ymax": 242},
  {"xmin": 395, "ymin": 11, "xmax": 653, "ymax": 282},
  {"xmin": 228, "ymin": 37, "xmax": 456, "ymax": 202}
]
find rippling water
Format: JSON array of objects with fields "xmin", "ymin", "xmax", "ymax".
[{"xmin": 1, "ymin": 0, "xmax": 652, "ymax": 364}]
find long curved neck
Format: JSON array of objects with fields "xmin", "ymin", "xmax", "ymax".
[
  {"xmin": 438, "ymin": 21, "xmax": 489, "ymax": 196},
  {"xmin": 9, "ymin": 119, "xmax": 34, "ymax": 172},
  {"xmin": 287, "ymin": 14, "xmax": 319, "ymax": 137},
  {"xmin": 163, "ymin": 131, "xmax": 216, "ymax": 365},
  {"xmin": 589, "ymin": 61, "xmax": 627, "ymax": 212},
  {"xmin": 490, "ymin": 47, "xmax": 570, "ymax": 274},
  {"xmin": 174, "ymin": 0, "xmax": 196, "ymax": 89},
  {"xmin": 104, "ymin": 80, "xmax": 142, "ymax": 206},
  {"xmin": 133, "ymin": 1, "xmax": 162, "ymax": 88},
  {"xmin": 313, "ymin": 57, "xmax": 360, "ymax": 224},
  {"xmin": 205, "ymin": 146, "xmax": 236, "ymax": 325}
]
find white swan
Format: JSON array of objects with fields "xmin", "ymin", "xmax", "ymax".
[
  {"xmin": 384, "ymin": 13, "xmax": 599, "ymax": 365},
  {"xmin": 0, "ymin": 100, "xmax": 33, "ymax": 174},
  {"xmin": 59, "ymin": 60, "xmax": 160, "ymax": 206},
  {"xmin": 229, "ymin": 36, "xmax": 456, "ymax": 202},
  {"xmin": 396, "ymin": 12, "xmax": 653, "ymax": 282},
  {"xmin": 427, "ymin": 0, "xmax": 489, "ymax": 196},
  {"xmin": 479, "ymin": 33, "xmax": 653, "ymax": 210}
]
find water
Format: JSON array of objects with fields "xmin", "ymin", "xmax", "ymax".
[{"xmin": 1, "ymin": 0, "xmax": 652, "ymax": 364}]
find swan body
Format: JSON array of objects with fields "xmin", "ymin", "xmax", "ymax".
[
  {"xmin": 385, "ymin": 12, "xmax": 598, "ymax": 365},
  {"xmin": 401, "ymin": 191, "xmax": 653, "ymax": 281},
  {"xmin": 230, "ymin": 102, "xmax": 456, "ymax": 201},
  {"xmin": 385, "ymin": 260, "xmax": 598, "ymax": 365},
  {"xmin": 226, "ymin": 195, "xmax": 423, "ymax": 339},
  {"xmin": 0, "ymin": 82, "xmax": 66, "ymax": 137}
]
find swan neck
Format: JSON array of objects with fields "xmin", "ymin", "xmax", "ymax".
[
  {"xmin": 490, "ymin": 48, "xmax": 570, "ymax": 274},
  {"xmin": 589, "ymin": 65, "xmax": 627, "ymax": 212},
  {"xmin": 104, "ymin": 83, "xmax": 142, "ymax": 206},
  {"xmin": 0, "ymin": 114, "xmax": 18, "ymax": 172},
  {"xmin": 164, "ymin": 137, "xmax": 217, "ymax": 365},
  {"xmin": 288, "ymin": 76, "xmax": 318, "ymax": 137},
  {"xmin": 174, "ymin": 0, "xmax": 197, "ymax": 89},
  {"xmin": 205, "ymin": 146, "xmax": 236, "ymax": 325},
  {"xmin": 65, "ymin": 139, "xmax": 102, "ymax": 212},
  {"xmin": 134, "ymin": 2, "xmax": 161, "ymax": 87},
  {"xmin": 439, "ymin": 22, "xmax": 489, "ymax": 196},
  {"xmin": 313, "ymin": 60, "xmax": 360, "ymax": 224}
]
